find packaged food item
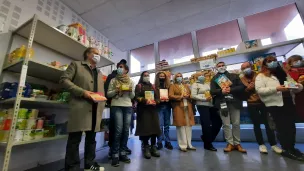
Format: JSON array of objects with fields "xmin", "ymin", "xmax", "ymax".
[
  {"xmin": 2, "ymin": 119, "xmax": 12, "ymax": 130},
  {"xmin": 89, "ymin": 93, "xmax": 107, "ymax": 103},
  {"xmin": 205, "ymin": 91, "xmax": 211, "ymax": 99},
  {"xmin": 145, "ymin": 91, "xmax": 156, "ymax": 105},
  {"xmin": 18, "ymin": 108, "xmax": 28, "ymax": 119},
  {"xmin": 121, "ymin": 84, "xmax": 130, "ymax": 91},
  {"xmin": 16, "ymin": 119, "xmax": 27, "ymax": 130},
  {"xmin": 36, "ymin": 118, "xmax": 44, "ymax": 129},
  {"xmin": 160, "ymin": 89, "xmax": 169, "ymax": 100},
  {"xmin": 0, "ymin": 130, "xmax": 9, "ymax": 142},
  {"xmin": 14, "ymin": 130, "xmax": 24, "ymax": 142},
  {"xmin": 26, "ymin": 119, "xmax": 36, "ymax": 129},
  {"xmin": 44, "ymin": 125, "xmax": 56, "ymax": 137},
  {"xmin": 23, "ymin": 129, "xmax": 35, "ymax": 141},
  {"xmin": 34, "ymin": 129, "xmax": 44, "ymax": 139},
  {"xmin": 28, "ymin": 109, "xmax": 39, "ymax": 119}
]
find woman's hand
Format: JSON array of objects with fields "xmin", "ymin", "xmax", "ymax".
[{"xmin": 276, "ymin": 85, "xmax": 289, "ymax": 92}]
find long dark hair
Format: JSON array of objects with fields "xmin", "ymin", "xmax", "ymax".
[
  {"xmin": 155, "ymin": 72, "xmax": 170, "ymax": 89},
  {"xmin": 138, "ymin": 71, "xmax": 150, "ymax": 84},
  {"xmin": 261, "ymin": 56, "xmax": 287, "ymax": 84}
]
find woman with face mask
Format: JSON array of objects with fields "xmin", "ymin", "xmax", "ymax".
[
  {"xmin": 135, "ymin": 71, "xmax": 161, "ymax": 159},
  {"xmin": 286, "ymin": 55, "xmax": 304, "ymax": 120},
  {"xmin": 191, "ymin": 71, "xmax": 222, "ymax": 151},
  {"xmin": 154, "ymin": 72, "xmax": 173, "ymax": 150},
  {"xmin": 255, "ymin": 56, "xmax": 304, "ymax": 161},
  {"xmin": 169, "ymin": 73, "xmax": 196, "ymax": 152},
  {"xmin": 107, "ymin": 63, "xmax": 135, "ymax": 167}
]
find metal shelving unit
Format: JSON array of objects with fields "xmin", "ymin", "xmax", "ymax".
[
  {"xmin": 0, "ymin": 15, "xmax": 114, "ymax": 171},
  {"xmin": 129, "ymin": 38, "xmax": 304, "ymax": 76}
]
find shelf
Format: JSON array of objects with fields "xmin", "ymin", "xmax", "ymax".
[
  {"xmin": 14, "ymin": 17, "xmax": 114, "ymax": 67},
  {"xmin": 3, "ymin": 60, "xmax": 64, "ymax": 83},
  {"xmin": 0, "ymin": 97, "xmax": 68, "ymax": 108},
  {"xmin": 159, "ymin": 38, "xmax": 304, "ymax": 72},
  {"xmin": 0, "ymin": 135, "xmax": 68, "ymax": 146}
]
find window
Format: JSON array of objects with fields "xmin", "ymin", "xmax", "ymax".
[
  {"xmin": 286, "ymin": 44, "xmax": 304, "ymax": 58},
  {"xmin": 196, "ymin": 20, "xmax": 242, "ymax": 56},
  {"xmin": 159, "ymin": 33, "xmax": 194, "ymax": 65},
  {"xmin": 130, "ymin": 44, "xmax": 155, "ymax": 74},
  {"xmin": 244, "ymin": 4, "xmax": 304, "ymax": 45}
]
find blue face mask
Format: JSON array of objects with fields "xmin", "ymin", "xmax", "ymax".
[
  {"xmin": 243, "ymin": 68, "xmax": 252, "ymax": 75},
  {"xmin": 292, "ymin": 60, "xmax": 303, "ymax": 68},
  {"xmin": 267, "ymin": 61, "xmax": 278, "ymax": 69},
  {"xmin": 176, "ymin": 77, "xmax": 183, "ymax": 83},
  {"xmin": 117, "ymin": 67, "xmax": 124, "ymax": 75},
  {"xmin": 198, "ymin": 76, "xmax": 205, "ymax": 82}
]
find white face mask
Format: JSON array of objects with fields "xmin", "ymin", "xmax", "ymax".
[
  {"xmin": 217, "ymin": 66, "xmax": 227, "ymax": 73},
  {"xmin": 143, "ymin": 76, "xmax": 150, "ymax": 83},
  {"xmin": 92, "ymin": 54, "xmax": 100, "ymax": 63}
]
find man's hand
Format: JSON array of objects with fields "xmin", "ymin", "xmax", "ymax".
[
  {"xmin": 206, "ymin": 96, "xmax": 212, "ymax": 102},
  {"xmin": 83, "ymin": 90, "xmax": 94, "ymax": 100},
  {"xmin": 222, "ymin": 86, "xmax": 230, "ymax": 94}
]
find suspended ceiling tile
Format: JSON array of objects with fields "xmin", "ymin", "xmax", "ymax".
[
  {"xmin": 111, "ymin": 0, "xmax": 171, "ymax": 20},
  {"xmin": 229, "ymin": 0, "xmax": 295, "ymax": 20},
  {"xmin": 80, "ymin": 1, "xmax": 123, "ymax": 30},
  {"xmin": 61, "ymin": 0, "xmax": 108, "ymax": 14}
]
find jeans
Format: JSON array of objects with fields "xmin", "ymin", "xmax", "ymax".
[
  {"xmin": 197, "ymin": 106, "xmax": 222, "ymax": 147},
  {"xmin": 157, "ymin": 104, "xmax": 171, "ymax": 143},
  {"xmin": 267, "ymin": 99, "xmax": 297, "ymax": 150},
  {"xmin": 111, "ymin": 106, "xmax": 132, "ymax": 157},
  {"xmin": 65, "ymin": 131, "xmax": 96, "ymax": 170},
  {"xmin": 220, "ymin": 102, "xmax": 241, "ymax": 145},
  {"xmin": 247, "ymin": 104, "xmax": 276, "ymax": 146}
]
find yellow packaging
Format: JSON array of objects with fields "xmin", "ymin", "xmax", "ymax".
[{"xmin": 121, "ymin": 84, "xmax": 130, "ymax": 91}]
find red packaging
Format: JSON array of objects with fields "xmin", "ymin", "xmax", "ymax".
[{"xmin": 3, "ymin": 119, "xmax": 12, "ymax": 130}]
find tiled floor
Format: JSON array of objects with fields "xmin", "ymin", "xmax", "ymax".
[{"xmin": 28, "ymin": 138, "xmax": 304, "ymax": 171}]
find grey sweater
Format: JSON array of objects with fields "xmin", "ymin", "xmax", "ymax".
[{"xmin": 107, "ymin": 78, "xmax": 135, "ymax": 107}]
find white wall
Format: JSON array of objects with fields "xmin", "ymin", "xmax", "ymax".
[{"xmin": 109, "ymin": 42, "xmax": 127, "ymax": 64}]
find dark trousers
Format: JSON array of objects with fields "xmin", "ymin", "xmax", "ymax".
[
  {"xmin": 65, "ymin": 131, "xmax": 96, "ymax": 170},
  {"xmin": 267, "ymin": 99, "xmax": 297, "ymax": 150},
  {"xmin": 142, "ymin": 135, "xmax": 157, "ymax": 146},
  {"xmin": 197, "ymin": 106, "xmax": 222, "ymax": 147},
  {"xmin": 111, "ymin": 106, "xmax": 132, "ymax": 157},
  {"xmin": 108, "ymin": 109, "xmax": 114, "ymax": 148},
  {"xmin": 248, "ymin": 104, "xmax": 276, "ymax": 146},
  {"xmin": 65, "ymin": 104, "xmax": 97, "ymax": 170}
]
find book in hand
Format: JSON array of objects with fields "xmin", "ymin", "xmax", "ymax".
[
  {"xmin": 89, "ymin": 92, "xmax": 107, "ymax": 102},
  {"xmin": 284, "ymin": 81, "xmax": 298, "ymax": 89},
  {"xmin": 215, "ymin": 75, "xmax": 232, "ymax": 88},
  {"xmin": 145, "ymin": 91, "xmax": 156, "ymax": 105},
  {"xmin": 160, "ymin": 89, "xmax": 169, "ymax": 101}
]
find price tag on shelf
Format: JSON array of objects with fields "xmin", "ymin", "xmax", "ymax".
[{"xmin": 20, "ymin": 65, "xmax": 28, "ymax": 87}]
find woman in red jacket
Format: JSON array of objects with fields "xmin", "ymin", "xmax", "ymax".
[{"xmin": 286, "ymin": 55, "xmax": 304, "ymax": 120}]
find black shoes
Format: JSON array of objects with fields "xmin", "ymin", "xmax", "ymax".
[
  {"xmin": 157, "ymin": 142, "xmax": 163, "ymax": 150},
  {"xmin": 143, "ymin": 145, "xmax": 152, "ymax": 159},
  {"xmin": 204, "ymin": 144, "xmax": 217, "ymax": 151},
  {"xmin": 151, "ymin": 146, "xmax": 161, "ymax": 157},
  {"xmin": 119, "ymin": 155, "xmax": 131, "ymax": 163},
  {"xmin": 282, "ymin": 149, "xmax": 304, "ymax": 161},
  {"xmin": 84, "ymin": 162, "xmax": 104, "ymax": 171},
  {"xmin": 165, "ymin": 142, "xmax": 173, "ymax": 150},
  {"xmin": 111, "ymin": 158, "xmax": 120, "ymax": 167}
]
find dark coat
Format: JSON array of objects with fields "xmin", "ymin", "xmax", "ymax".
[
  {"xmin": 60, "ymin": 61, "xmax": 105, "ymax": 132},
  {"xmin": 210, "ymin": 71, "xmax": 245, "ymax": 109},
  {"xmin": 135, "ymin": 83, "xmax": 161, "ymax": 136}
]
